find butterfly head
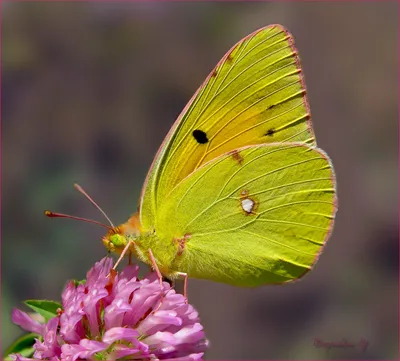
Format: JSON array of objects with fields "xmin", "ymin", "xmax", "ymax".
[{"xmin": 102, "ymin": 213, "xmax": 142, "ymax": 255}]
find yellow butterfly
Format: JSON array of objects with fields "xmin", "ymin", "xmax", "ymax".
[{"xmin": 93, "ymin": 25, "xmax": 337, "ymax": 288}]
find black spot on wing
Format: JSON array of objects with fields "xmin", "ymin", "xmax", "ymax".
[
  {"xmin": 265, "ymin": 128, "xmax": 275, "ymax": 137},
  {"xmin": 192, "ymin": 129, "xmax": 209, "ymax": 144}
]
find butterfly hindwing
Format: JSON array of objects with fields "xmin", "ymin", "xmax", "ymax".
[{"xmin": 154, "ymin": 143, "xmax": 336, "ymax": 286}]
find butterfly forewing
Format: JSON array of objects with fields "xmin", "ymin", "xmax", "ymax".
[{"xmin": 140, "ymin": 25, "xmax": 315, "ymax": 229}]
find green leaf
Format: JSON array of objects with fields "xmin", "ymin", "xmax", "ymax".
[
  {"xmin": 3, "ymin": 332, "xmax": 37, "ymax": 359},
  {"xmin": 73, "ymin": 279, "xmax": 86, "ymax": 287},
  {"xmin": 24, "ymin": 299, "xmax": 62, "ymax": 321}
]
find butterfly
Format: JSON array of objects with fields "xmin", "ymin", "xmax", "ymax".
[{"xmin": 102, "ymin": 24, "xmax": 338, "ymax": 288}]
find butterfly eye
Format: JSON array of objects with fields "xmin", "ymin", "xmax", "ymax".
[{"xmin": 109, "ymin": 234, "xmax": 128, "ymax": 248}]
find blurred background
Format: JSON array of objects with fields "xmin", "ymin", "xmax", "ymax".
[{"xmin": 1, "ymin": 2, "xmax": 398, "ymax": 360}]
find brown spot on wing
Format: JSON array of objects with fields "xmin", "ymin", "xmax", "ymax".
[
  {"xmin": 174, "ymin": 233, "xmax": 192, "ymax": 256},
  {"xmin": 226, "ymin": 42, "xmax": 241, "ymax": 64},
  {"xmin": 229, "ymin": 150, "xmax": 244, "ymax": 165}
]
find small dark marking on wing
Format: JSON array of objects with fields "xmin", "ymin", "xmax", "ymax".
[
  {"xmin": 226, "ymin": 52, "xmax": 234, "ymax": 63},
  {"xmin": 192, "ymin": 129, "xmax": 209, "ymax": 144},
  {"xmin": 265, "ymin": 128, "xmax": 275, "ymax": 137},
  {"xmin": 229, "ymin": 150, "xmax": 244, "ymax": 165},
  {"xmin": 175, "ymin": 233, "xmax": 191, "ymax": 256}
]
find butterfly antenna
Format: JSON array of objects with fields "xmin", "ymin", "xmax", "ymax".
[
  {"xmin": 44, "ymin": 211, "xmax": 113, "ymax": 230},
  {"xmin": 74, "ymin": 183, "xmax": 115, "ymax": 227}
]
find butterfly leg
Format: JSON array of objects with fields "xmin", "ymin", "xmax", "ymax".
[
  {"xmin": 113, "ymin": 240, "xmax": 134, "ymax": 270},
  {"xmin": 176, "ymin": 272, "xmax": 188, "ymax": 302},
  {"xmin": 148, "ymin": 248, "xmax": 168, "ymax": 312},
  {"xmin": 148, "ymin": 248, "xmax": 163, "ymax": 290}
]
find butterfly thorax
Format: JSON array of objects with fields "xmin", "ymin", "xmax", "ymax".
[{"xmin": 102, "ymin": 212, "xmax": 179, "ymax": 276}]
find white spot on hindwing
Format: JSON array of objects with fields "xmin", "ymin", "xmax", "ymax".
[
  {"xmin": 241, "ymin": 198, "xmax": 255, "ymax": 213},
  {"xmin": 239, "ymin": 189, "xmax": 258, "ymax": 215}
]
